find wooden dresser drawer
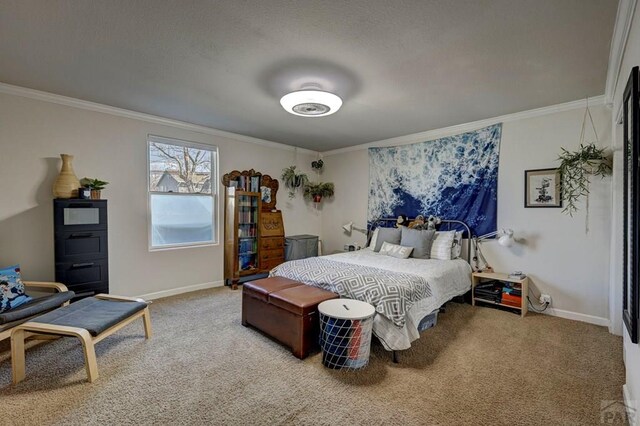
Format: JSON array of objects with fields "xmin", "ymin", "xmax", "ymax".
[
  {"xmin": 261, "ymin": 258, "xmax": 284, "ymax": 271},
  {"xmin": 260, "ymin": 248, "xmax": 284, "ymax": 262},
  {"xmin": 261, "ymin": 237, "xmax": 284, "ymax": 250}
]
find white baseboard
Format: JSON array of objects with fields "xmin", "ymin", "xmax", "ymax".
[
  {"xmin": 623, "ymin": 384, "xmax": 637, "ymax": 426},
  {"xmin": 541, "ymin": 307, "xmax": 610, "ymax": 327},
  {"xmin": 138, "ymin": 280, "xmax": 224, "ymax": 301}
]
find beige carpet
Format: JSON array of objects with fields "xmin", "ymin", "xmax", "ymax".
[{"xmin": 0, "ymin": 287, "xmax": 624, "ymax": 425}]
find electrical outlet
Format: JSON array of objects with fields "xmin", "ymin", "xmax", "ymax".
[{"xmin": 539, "ymin": 294, "xmax": 551, "ymax": 305}]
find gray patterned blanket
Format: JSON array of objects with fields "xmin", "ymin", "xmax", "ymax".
[{"xmin": 270, "ymin": 258, "xmax": 432, "ymax": 327}]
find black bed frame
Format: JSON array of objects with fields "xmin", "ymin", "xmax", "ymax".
[{"xmin": 367, "ymin": 217, "xmax": 473, "ymax": 363}]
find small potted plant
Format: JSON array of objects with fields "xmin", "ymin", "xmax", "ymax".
[
  {"xmin": 303, "ymin": 181, "xmax": 335, "ymax": 203},
  {"xmin": 81, "ymin": 178, "xmax": 109, "ymax": 200},
  {"xmin": 281, "ymin": 166, "xmax": 309, "ymax": 199},
  {"xmin": 557, "ymin": 143, "xmax": 612, "ymax": 215}
]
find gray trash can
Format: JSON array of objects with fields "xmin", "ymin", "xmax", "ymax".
[{"xmin": 285, "ymin": 235, "xmax": 319, "ymax": 261}]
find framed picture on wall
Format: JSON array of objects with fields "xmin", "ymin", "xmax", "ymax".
[
  {"xmin": 623, "ymin": 66, "xmax": 639, "ymax": 343},
  {"xmin": 524, "ymin": 168, "xmax": 562, "ymax": 208}
]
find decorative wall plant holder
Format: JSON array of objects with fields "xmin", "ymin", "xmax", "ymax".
[{"xmin": 303, "ymin": 182, "xmax": 335, "ymax": 204}]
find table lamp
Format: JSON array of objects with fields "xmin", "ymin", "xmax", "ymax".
[
  {"xmin": 342, "ymin": 221, "xmax": 367, "ymax": 235},
  {"xmin": 472, "ymin": 228, "xmax": 514, "ymax": 272}
]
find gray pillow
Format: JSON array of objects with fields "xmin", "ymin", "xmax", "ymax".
[
  {"xmin": 373, "ymin": 227, "xmax": 402, "ymax": 252},
  {"xmin": 400, "ymin": 227, "xmax": 436, "ymax": 259}
]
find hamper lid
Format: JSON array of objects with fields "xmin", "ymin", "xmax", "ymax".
[{"xmin": 318, "ymin": 299, "xmax": 375, "ymax": 320}]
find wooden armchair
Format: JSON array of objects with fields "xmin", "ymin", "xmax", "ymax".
[{"xmin": 0, "ymin": 281, "xmax": 74, "ymax": 342}]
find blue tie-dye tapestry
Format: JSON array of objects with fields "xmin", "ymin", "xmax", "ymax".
[{"xmin": 368, "ymin": 124, "xmax": 502, "ymax": 236}]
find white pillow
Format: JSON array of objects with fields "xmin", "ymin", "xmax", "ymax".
[
  {"xmin": 434, "ymin": 230, "xmax": 464, "ymax": 259},
  {"xmin": 451, "ymin": 231, "xmax": 464, "ymax": 259},
  {"xmin": 379, "ymin": 241, "xmax": 413, "ymax": 259},
  {"xmin": 368, "ymin": 228, "xmax": 379, "ymax": 249},
  {"xmin": 430, "ymin": 231, "xmax": 455, "ymax": 260}
]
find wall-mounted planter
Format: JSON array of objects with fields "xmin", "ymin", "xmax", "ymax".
[{"xmin": 303, "ymin": 182, "xmax": 334, "ymax": 204}]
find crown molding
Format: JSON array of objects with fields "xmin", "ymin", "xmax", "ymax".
[
  {"xmin": 604, "ymin": 0, "xmax": 637, "ymax": 106},
  {"xmin": 322, "ymin": 95, "xmax": 605, "ymax": 156},
  {"xmin": 0, "ymin": 82, "xmax": 318, "ymax": 156}
]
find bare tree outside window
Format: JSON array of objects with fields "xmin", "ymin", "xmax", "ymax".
[{"xmin": 150, "ymin": 142, "xmax": 212, "ymax": 194}]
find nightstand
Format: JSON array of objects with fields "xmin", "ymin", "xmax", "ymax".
[{"xmin": 471, "ymin": 272, "xmax": 529, "ymax": 317}]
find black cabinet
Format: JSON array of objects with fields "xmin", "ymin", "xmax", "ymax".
[{"xmin": 54, "ymin": 199, "xmax": 109, "ymax": 299}]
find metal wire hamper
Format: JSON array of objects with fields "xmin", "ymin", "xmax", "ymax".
[{"xmin": 318, "ymin": 299, "xmax": 376, "ymax": 370}]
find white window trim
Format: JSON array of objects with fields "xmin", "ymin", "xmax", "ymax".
[{"xmin": 147, "ymin": 134, "xmax": 220, "ymax": 251}]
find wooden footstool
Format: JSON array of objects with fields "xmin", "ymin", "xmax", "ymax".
[
  {"xmin": 242, "ymin": 277, "xmax": 338, "ymax": 359},
  {"xmin": 11, "ymin": 294, "xmax": 152, "ymax": 384}
]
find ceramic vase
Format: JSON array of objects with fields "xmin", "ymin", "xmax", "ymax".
[{"xmin": 53, "ymin": 154, "xmax": 80, "ymax": 199}]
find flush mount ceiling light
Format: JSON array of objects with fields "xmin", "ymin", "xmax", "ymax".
[{"xmin": 280, "ymin": 87, "xmax": 342, "ymax": 117}]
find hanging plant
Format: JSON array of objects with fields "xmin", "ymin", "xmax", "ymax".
[
  {"xmin": 303, "ymin": 181, "xmax": 335, "ymax": 203},
  {"xmin": 557, "ymin": 143, "xmax": 611, "ymax": 216},
  {"xmin": 281, "ymin": 165, "xmax": 309, "ymax": 199},
  {"xmin": 311, "ymin": 159, "xmax": 324, "ymax": 171}
]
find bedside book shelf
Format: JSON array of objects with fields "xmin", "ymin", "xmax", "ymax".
[{"xmin": 471, "ymin": 272, "xmax": 529, "ymax": 317}]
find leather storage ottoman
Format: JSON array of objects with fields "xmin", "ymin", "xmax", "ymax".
[{"xmin": 242, "ymin": 277, "xmax": 338, "ymax": 359}]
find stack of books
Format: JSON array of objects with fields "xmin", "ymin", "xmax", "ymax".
[
  {"xmin": 501, "ymin": 282, "xmax": 522, "ymax": 307},
  {"xmin": 235, "ymin": 175, "xmax": 261, "ymax": 192}
]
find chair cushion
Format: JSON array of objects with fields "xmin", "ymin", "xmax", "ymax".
[
  {"xmin": 243, "ymin": 277, "xmax": 302, "ymax": 302},
  {"xmin": 269, "ymin": 285, "xmax": 338, "ymax": 316},
  {"xmin": 0, "ymin": 264, "xmax": 32, "ymax": 313},
  {"xmin": 0, "ymin": 291, "xmax": 75, "ymax": 325},
  {"xmin": 32, "ymin": 296, "xmax": 147, "ymax": 337}
]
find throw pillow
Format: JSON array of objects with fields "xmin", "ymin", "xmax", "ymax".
[
  {"xmin": 0, "ymin": 265, "xmax": 32, "ymax": 313},
  {"xmin": 400, "ymin": 227, "xmax": 436, "ymax": 259},
  {"xmin": 368, "ymin": 228, "xmax": 379, "ymax": 250},
  {"xmin": 430, "ymin": 231, "xmax": 456, "ymax": 260},
  {"xmin": 379, "ymin": 242, "xmax": 414, "ymax": 259},
  {"xmin": 451, "ymin": 231, "xmax": 464, "ymax": 259},
  {"xmin": 373, "ymin": 227, "xmax": 402, "ymax": 252}
]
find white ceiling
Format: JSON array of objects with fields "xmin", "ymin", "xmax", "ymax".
[{"xmin": 0, "ymin": 1, "xmax": 617, "ymax": 151}]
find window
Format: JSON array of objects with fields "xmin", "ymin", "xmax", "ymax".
[{"xmin": 148, "ymin": 135, "xmax": 218, "ymax": 250}]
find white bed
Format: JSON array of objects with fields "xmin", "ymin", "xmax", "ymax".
[{"xmin": 321, "ymin": 248, "xmax": 472, "ymax": 350}]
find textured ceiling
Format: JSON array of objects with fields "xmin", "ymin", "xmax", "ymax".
[{"xmin": 0, "ymin": 0, "xmax": 617, "ymax": 151}]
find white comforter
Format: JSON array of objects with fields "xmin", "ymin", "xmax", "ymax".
[{"xmin": 323, "ymin": 248, "xmax": 472, "ymax": 350}]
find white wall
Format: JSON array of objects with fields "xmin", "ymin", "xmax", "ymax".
[
  {"xmin": 321, "ymin": 103, "xmax": 612, "ymax": 324},
  {"xmin": 609, "ymin": 1, "xmax": 640, "ymax": 421},
  {"xmin": 0, "ymin": 90, "xmax": 321, "ymax": 297}
]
